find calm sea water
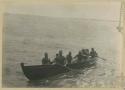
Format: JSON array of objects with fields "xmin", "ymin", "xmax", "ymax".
[{"xmin": 2, "ymin": 14, "xmax": 122, "ymax": 87}]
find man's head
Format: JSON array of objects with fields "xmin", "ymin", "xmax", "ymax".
[
  {"xmin": 44, "ymin": 52, "xmax": 48, "ymax": 58},
  {"xmin": 82, "ymin": 49, "xmax": 85, "ymax": 52},
  {"xmin": 86, "ymin": 49, "xmax": 89, "ymax": 52},
  {"xmin": 69, "ymin": 51, "xmax": 72, "ymax": 55},
  {"xmin": 56, "ymin": 54, "xmax": 58, "ymax": 57},
  {"xmin": 91, "ymin": 48, "xmax": 94, "ymax": 51},
  {"xmin": 79, "ymin": 51, "xmax": 82, "ymax": 55},
  {"xmin": 59, "ymin": 50, "xmax": 62, "ymax": 56}
]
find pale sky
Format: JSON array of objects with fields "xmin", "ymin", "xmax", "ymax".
[{"xmin": 5, "ymin": 1, "xmax": 121, "ymax": 21}]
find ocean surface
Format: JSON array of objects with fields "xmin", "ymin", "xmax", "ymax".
[{"xmin": 2, "ymin": 13, "xmax": 122, "ymax": 87}]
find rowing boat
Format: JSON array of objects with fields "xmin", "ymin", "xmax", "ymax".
[{"xmin": 20, "ymin": 57, "xmax": 97, "ymax": 81}]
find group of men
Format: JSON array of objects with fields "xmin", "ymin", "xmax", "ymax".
[{"xmin": 42, "ymin": 48, "xmax": 98, "ymax": 65}]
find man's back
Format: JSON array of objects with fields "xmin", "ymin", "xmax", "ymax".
[
  {"xmin": 42, "ymin": 57, "xmax": 50, "ymax": 64},
  {"xmin": 66, "ymin": 55, "xmax": 72, "ymax": 64},
  {"xmin": 58, "ymin": 55, "xmax": 65, "ymax": 65}
]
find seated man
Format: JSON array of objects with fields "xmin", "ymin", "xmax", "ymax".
[
  {"xmin": 74, "ymin": 51, "xmax": 83, "ymax": 62},
  {"xmin": 42, "ymin": 52, "xmax": 51, "ymax": 65},
  {"xmin": 81, "ymin": 49, "xmax": 89, "ymax": 59},
  {"xmin": 85, "ymin": 49, "xmax": 89, "ymax": 56},
  {"xmin": 53, "ymin": 54, "xmax": 60, "ymax": 64},
  {"xmin": 66, "ymin": 51, "xmax": 72, "ymax": 65},
  {"xmin": 90, "ymin": 48, "xmax": 98, "ymax": 58},
  {"xmin": 58, "ymin": 50, "xmax": 66, "ymax": 65}
]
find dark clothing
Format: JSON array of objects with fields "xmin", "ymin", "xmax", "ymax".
[
  {"xmin": 66, "ymin": 55, "xmax": 72, "ymax": 64},
  {"xmin": 90, "ymin": 51, "xmax": 98, "ymax": 58},
  {"xmin": 54, "ymin": 55, "xmax": 65, "ymax": 65},
  {"xmin": 74, "ymin": 54, "xmax": 83, "ymax": 62},
  {"xmin": 42, "ymin": 58, "xmax": 51, "ymax": 65},
  {"xmin": 82, "ymin": 49, "xmax": 89, "ymax": 55},
  {"xmin": 82, "ymin": 50, "xmax": 86, "ymax": 55},
  {"xmin": 85, "ymin": 49, "xmax": 89, "ymax": 56},
  {"xmin": 58, "ymin": 56, "xmax": 66, "ymax": 65},
  {"xmin": 82, "ymin": 49, "xmax": 89, "ymax": 59},
  {"xmin": 54, "ymin": 56, "xmax": 60, "ymax": 65}
]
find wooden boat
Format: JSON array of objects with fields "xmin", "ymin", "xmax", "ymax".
[
  {"xmin": 20, "ymin": 63, "xmax": 70, "ymax": 81},
  {"xmin": 20, "ymin": 57, "xmax": 97, "ymax": 81}
]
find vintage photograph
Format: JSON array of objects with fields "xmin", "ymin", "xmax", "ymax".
[{"xmin": 2, "ymin": 0, "xmax": 123, "ymax": 88}]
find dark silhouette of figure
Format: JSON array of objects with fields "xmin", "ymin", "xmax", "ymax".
[
  {"xmin": 54, "ymin": 54, "xmax": 60, "ymax": 64},
  {"xmin": 85, "ymin": 49, "xmax": 89, "ymax": 56},
  {"xmin": 81, "ymin": 49, "xmax": 90, "ymax": 59},
  {"xmin": 81, "ymin": 49, "xmax": 87, "ymax": 59},
  {"xmin": 74, "ymin": 51, "xmax": 83, "ymax": 62},
  {"xmin": 82, "ymin": 49, "xmax": 86, "ymax": 55},
  {"xmin": 42, "ymin": 52, "xmax": 51, "ymax": 65},
  {"xmin": 90, "ymin": 48, "xmax": 98, "ymax": 58},
  {"xmin": 82, "ymin": 49, "xmax": 89, "ymax": 55},
  {"xmin": 58, "ymin": 50, "xmax": 66, "ymax": 65},
  {"xmin": 66, "ymin": 51, "xmax": 72, "ymax": 65}
]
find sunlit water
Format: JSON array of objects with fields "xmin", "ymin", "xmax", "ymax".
[{"xmin": 2, "ymin": 13, "xmax": 122, "ymax": 87}]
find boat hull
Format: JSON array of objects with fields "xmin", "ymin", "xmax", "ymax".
[
  {"xmin": 21, "ymin": 64, "xmax": 70, "ymax": 81},
  {"xmin": 20, "ymin": 57, "xmax": 97, "ymax": 81}
]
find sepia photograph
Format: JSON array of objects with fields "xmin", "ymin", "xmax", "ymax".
[{"xmin": 2, "ymin": 0, "xmax": 123, "ymax": 88}]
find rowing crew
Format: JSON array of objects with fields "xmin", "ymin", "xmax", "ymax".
[{"xmin": 42, "ymin": 48, "xmax": 98, "ymax": 65}]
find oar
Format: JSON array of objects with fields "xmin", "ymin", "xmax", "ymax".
[
  {"xmin": 97, "ymin": 56, "xmax": 107, "ymax": 61},
  {"xmin": 50, "ymin": 61, "xmax": 81, "ymax": 73}
]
